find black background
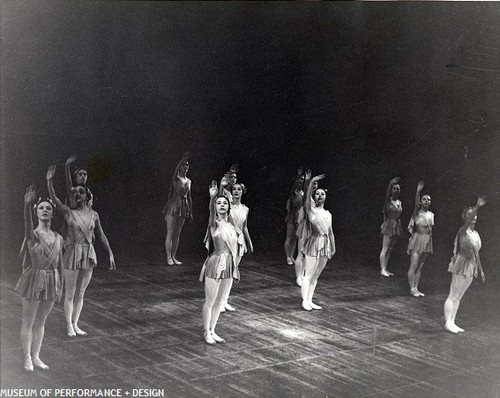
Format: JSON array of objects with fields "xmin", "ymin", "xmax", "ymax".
[{"xmin": 1, "ymin": 2, "xmax": 499, "ymax": 280}]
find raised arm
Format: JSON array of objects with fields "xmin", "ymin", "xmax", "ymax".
[
  {"xmin": 46, "ymin": 165, "xmax": 69, "ymax": 214},
  {"xmin": 208, "ymin": 180, "xmax": 219, "ymax": 228},
  {"xmin": 24, "ymin": 185, "xmax": 37, "ymax": 243},
  {"xmin": 383, "ymin": 177, "xmax": 401, "ymax": 219},
  {"xmin": 305, "ymin": 174, "xmax": 325, "ymax": 214},
  {"xmin": 413, "ymin": 180, "xmax": 424, "ymax": 217},
  {"xmin": 65, "ymin": 154, "xmax": 77, "ymax": 208},
  {"xmin": 94, "ymin": 212, "xmax": 115, "ymax": 270},
  {"xmin": 469, "ymin": 195, "xmax": 487, "ymax": 220}
]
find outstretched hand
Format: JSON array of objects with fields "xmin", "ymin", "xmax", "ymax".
[
  {"xmin": 66, "ymin": 154, "xmax": 77, "ymax": 165},
  {"xmin": 209, "ymin": 180, "xmax": 218, "ymax": 197},
  {"xmin": 417, "ymin": 180, "xmax": 424, "ymax": 191},
  {"xmin": 46, "ymin": 165, "xmax": 56, "ymax": 180},
  {"xmin": 230, "ymin": 163, "xmax": 239, "ymax": 173},
  {"xmin": 24, "ymin": 185, "xmax": 37, "ymax": 205},
  {"xmin": 391, "ymin": 177, "xmax": 401, "ymax": 184},
  {"xmin": 305, "ymin": 169, "xmax": 312, "ymax": 180},
  {"xmin": 312, "ymin": 174, "xmax": 325, "ymax": 182},
  {"xmin": 109, "ymin": 255, "xmax": 116, "ymax": 271},
  {"xmin": 477, "ymin": 196, "xmax": 486, "ymax": 207}
]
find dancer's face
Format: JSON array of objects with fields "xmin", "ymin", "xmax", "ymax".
[
  {"xmin": 75, "ymin": 169, "xmax": 88, "ymax": 185},
  {"xmin": 297, "ymin": 175, "xmax": 305, "ymax": 190},
  {"xmin": 215, "ymin": 197, "xmax": 229, "ymax": 215},
  {"xmin": 232, "ymin": 184, "xmax": 243, "ymax": 200},
  {"xmin": 311, "ymin": 180, "xmax": 318, "ymax": 191},
  {"xmin": 391, "ymin": 184, "xmax": 401, "ymax": 198},
  {"xmin": 421, "ymin": 195, "xmax": 431, "ymax": 210},
  {"xmin": 73, "ymin": 185, "xmax": 87, "ymax": 205},
  {"xmin": 229, "ymin": 173, "xmax": 237, "ymax": 186},
  {"xmin": 314, "ymin": 189, "xmax": 326, "ymax": 205},
  {"xmin": 464, "ymin": 208, "xmax": 477, "ymax": 225},
  {"xmin": 36, "ymin": 201, "xmax": 53, "ymax": 221},
  {"xmin": 180, "ymin": 162, "xmax": 189, "ymax": 174}
]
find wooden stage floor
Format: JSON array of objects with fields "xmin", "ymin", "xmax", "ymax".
[{"xmin": 1, "ymin": 253, "xmax": 499, "ymax": 397}]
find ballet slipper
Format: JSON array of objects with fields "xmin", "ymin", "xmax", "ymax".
[
  {"xmin": 310, "ymin": 301, "xmax": 323, "ymax": 310},
  {"xmin": 24, "ymin": 354, "xmax": 34, "ymax": 372},
  {"xmin": 32, "ymin": 355, "xmax": 49, "ymax": 370},
  {"xmin": 73, "ymin": 323, "xmax": 87, "ymax": 336},
  {"xmin": 380, "ymin": 270, "xmax": 390, "ymax": 277},
  {"xmin": 173, "ymin": 258, "xmax": 182, "ymax": 265},
  {"xmin": 444, "ymin": 322, "xmax": 459, "ymax": 334},
  {"xmin": 415, "ymin": 289, "xmax": 425, "ymax": 297},
  {"xmin": 286, "ymin": 258, "xmax": 294, "ymax": 266},
  {"xmin": 67, "ymin": 324, "xmax": 76, "ymax": 337},
  {"xmin": 224, "ymin": 303, "xmax": 236, "ymax": 312},
  {"xmin": 203, "ymin": 332, "xmax": 216, "ymax": 345},
  {"xmin": 302, "ymin": 300, "xmax": 312, "ymax": 311},
  {"xmin": 166, "ymin": 259, "xmax": 175, "ymax": 266},
  {"xmin": 211, "ymin": 331, "xmax": 225, "ymax": 343},
  {"xmin": 453, "ymin": 323, "xmax": 464, "ymax": 333},
  {"xmin": 296, "ymin": 277, "xmax": 303, "ymax": 287},
  {"xmin": 410, "ymin": 288, "xmax": 419, "ymax": 297}
]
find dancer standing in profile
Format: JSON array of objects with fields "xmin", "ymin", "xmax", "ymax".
[
  {"xmin": 407, "ymin": 181, "xmax": 433, "ymax": 297},
  {"xmin": 163, "ymin": 153, "xmax": 192, "ymax": 266},
  {"xmin": 301, "ymin": 174, "xmax": 335, "ymax": 311},
  {"xmin": 379, "ymin": 177, "xmax": 402, "ymax": 277},
  {"xmin": 285, "ymin": 168, "xmax": 305, "ymax": 266},
  {"xmin": 220, "ymin": 182, "xmax": 253, "ymax": 312},
  {"xmin": 199, "ymin": 181, "xmax": 241, "ymax": 344},
  {"xmin": 444, "ymin": 196, "xmax": 486, "ymax": 334},
  {"xmin": 47, "ymin": 165, "xmax": 115, "ymax": 337},
  {"xmin": 16, "ymin": 185, "xmax": 63, "ymax": 371}
]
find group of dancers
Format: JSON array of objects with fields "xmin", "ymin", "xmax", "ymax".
[{"xmin": 14, "ymin": 154, "xmax": 487, "ymax": 371}]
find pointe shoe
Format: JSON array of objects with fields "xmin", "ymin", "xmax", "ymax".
[
  {"xmin": 444, "ymin": 322, "xmax": 459, "ymax": 334},
  {"xmin": 173, "ymin": 258, "xmax": 182, "ymax": 265},
  {"xmin": 302, "ymin": 300, "xmax": 312, "ymax": 311},
  {"xmin": 381, "ymin": 270, "xmax": 393, "ymax": 277},
  {"xmin": 415, "ymin": 289, "xmax": 425, "ymax": 297},
  {"xmin": 32, "ymin": 356, "xmax": 49, "ymax": 370},
  {"xmin": 310, "ymin": 301, "xmax": 323, "ymax": 310},
  {"xmin": 410, "ymin": 288, "xmax": 420, "ymax": 297},
  {"xmin": 454, "ymin": 323, "xmax": 465, "ymax": 333},
  {"xmin": 67, "ymin": 324, "xmax": 76, "ymax": 337},
  {"xmin": 211, "ymin": 331, "xmax": 225, "ymax": 343},
  {"xmin": 296, "ymin": 277, "xmax": 303, "ymax": 287},
  {"xmin": 287, "ymin": 257, "xmax": 294, "ymax": 266},
  {"xmin": 73, "ymin": 324, "xmax": 87, "ymax": 336},
  {"xmin": 203, "ymin": 332, "xmax": 216, "ymax": 345},
  {"xmin": 24, "ymin": 354, "xmax": 34, "ymax": 372},
  {"xmin": 224, "ymin": 303, "xmax": 236, "ymax": 312},
  {"xmin": 166, "ymin": 259, "xmax": 175, "ymax": 266}
]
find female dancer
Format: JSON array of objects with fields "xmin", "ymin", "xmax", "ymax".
[
  {"xmin": 379, "ymin": 177, "xmax": 402, "ymax": 277},
  {"xmin": 444, "ymin": 196, "xmax": 486, "ymax": 333},
  {"xmin": 163, "ymin": 153, "xmax": 192, "ymax": 265},
  {"xmin": 15, "ymin": 185, "xmax": 63, "ymax": 371},
  {"xmin": 221, "ymin": 182, "xmax": 253, "ymax": 312},
  {"xmin": 301, "ymin": 174, "xmax": 335, "ymax": 311},
  {"xmin": 65, "ymin": 154, "xmax": 93, "ymax": 208},
  {"xmin": 219, "ymin": 164, "xmax": 238, "ymax": 203},
  {"xmin": 199, "ymin": 181, "xmax": 241, "ymax": 344},
  {"xmin": 285, "ymin": 168, "xmax": 305, "ymax": 265},
  {"xmin": 407, "ymin": 181, "xmax": 433, "ymax": 297},
  {"xmin": 47, "ymin": 165, "xmax": 115, "ymax": 337}
]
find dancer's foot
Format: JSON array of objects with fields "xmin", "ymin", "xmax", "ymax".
[
  {"xmin": 454, "ymin": 324, "xmax": 465, "ymax": 333},
  {"xmin": 310, "ymin": 301, "xmax": 323, "ymax": 310},
  {"xmin": 166, "ymin": 258, "xmax": 174, "ymax": 266},
  {"xmin": 32, "ymin": 355, "xmax": 49, "ymax": 370},
  {"xmin": 287, "ymin": 257, "xmax": 294, "ymax": 266},
  {"xmin": 224, "ymin": 303, "xmax": 236, "ymax": 312},
  {"xmin": 380, "ymin": 270, "xmax": 394, "ymax": 277},
  {"xmin": 415, "ymin": 289, "xmax": 425, "ymax": 297},
  {"xmin": 203, "ymin": 332, "xmax": 216, "ymax": 345},
  {"xmin": 67, "ymin": 324, "xmax": 76, "ymax": 337},
  {"xmin": 296, "ymin": 276, "xmax": 303, "ymax": 287},
  {"xmin": 73, "ymin": 323, "xmax": 87, "ymax": 336},
  {"xmin": 24, "ymin": 354, "xmax": 34, "ymax": 372},
  {"xmin": 444, "ymin": 322, "xmax": 460, "ymax": 334},
  {"xmin": 302, "ymin": 300, "xmax": 312, "ymax": 311},
  {"xmin": 211, "ymin": 331, "xmax": 225, "ymax": 343},
  {"xmin": 410, "ymin": 288, "xmax": 420, "ymax": 297},
  {"xmin": 173, "ymin": 258, "xmax": 182, "ymax": 265}
]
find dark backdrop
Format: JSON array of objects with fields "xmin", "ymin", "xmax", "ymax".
[{"xmin": 1, "ymin": 2, "xmax": 499, "ymax": 281}]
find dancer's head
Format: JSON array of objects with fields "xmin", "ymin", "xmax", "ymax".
[
  {"xmin": 462, "ymin": 207, "xmax": 477, "ymax": 226},
  {"xmin": 215, "ymin": 195, "xmax": 230, "ymax": 217},
  {"xmin": 313, "ymin": 188, "xmax": 327, "ymax": 206},
  {"xmin": 34, "ymin": 198, "xmax": 55, "ymax": 222},
  {"xmin": 231, "ymin": 183, "xmax": 246, "ymax": 201},
  {"xmin": 73, "ymin": 185, "xmax": 91, "ymax": 206},
  {"xmin": 420, "ymin": 194, "xmax": 431, "ymax": 210},
  {"xmin": 73, "ymin": 168, "xmax": 88, "ymax": 186},
  {"xmin": 179, "ymin": 160, "xmax": 189, "ymax": 175},
  {"xmin": 391, "ymin": 184, "xmax": 401, "ymax": 199}
]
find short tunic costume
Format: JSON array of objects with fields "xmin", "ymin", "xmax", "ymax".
[
  {"xmin": 381, "ymin": 200, "xmax": 403, "ymax": 237},
  {"xmin": 302, "ymin": 207, "xmax": 336, "ymax": 259},
  {"xmin": 407, "ymin": 210, "xmax": 434, "ymax": 254},
  {"xmin": 230, "ymin": 204, "xmax": 250, "ymax": 259},
  {"xmin": 199, "ymin": 220, "xmax": 242, "ymax": 281},
  {"xmin": 163, "ymin": 177, "xmax": 191, "ymax": 219},
  {"xmin": 64, "ymin": 209, "xmax": 98, "ymax": 270},
  {"xmin": 15, "ymin": 232, "xmax": 63, "ymax": 301},
  {"xmin": 448, "ymin": 228, "xmax": 482, "ymax": 278},
  {"xmin": 285, "ymin": 190, "xmax": 304, "ymax": 226}
]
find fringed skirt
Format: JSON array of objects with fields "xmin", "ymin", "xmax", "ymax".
[
  {"xmin": 381, "ymin": 219, "xmax": 402, "ymax": 237},
  {"xmin": 448, "ymin": 253, "xmax": 479, "ymax": 278},
  {"xmin": 407, "ymin": 233, "xmax": 433, "ymax": 254},
  {"xmin": 202, "ymin": 252, "xmax": 239, "ymax": 281},
  {"xmin": 303, "ymin": 235, "xmax": 333, "ymax": 258},
  {"xmin": 164, "ymin": 196, "xmax": 190, "ymax": 219},
  {"xmin": 63, "ymin": 243, "xmax": 97, "ymax": 270},
  {"xmin": 15, "ymin": 268, "xmax": 61, "ymax": 301}
]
